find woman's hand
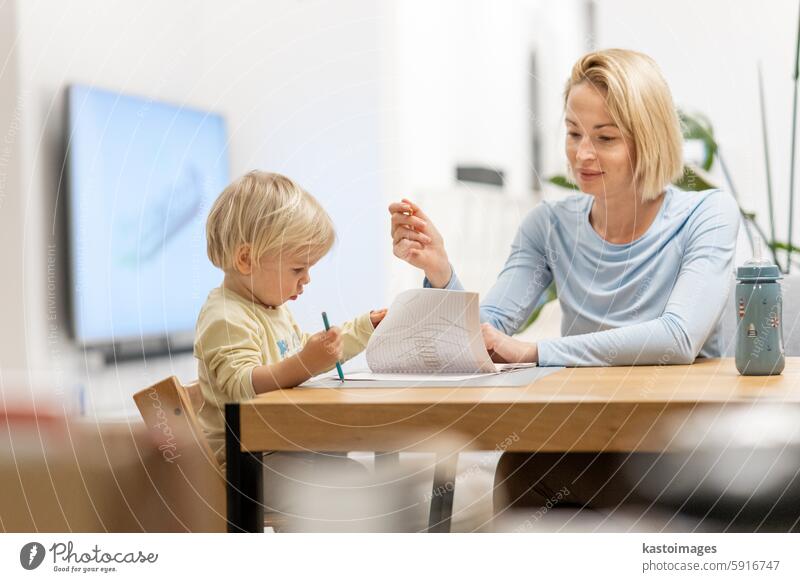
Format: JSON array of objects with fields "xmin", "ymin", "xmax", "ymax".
[
  {"xmin": 370, "ymin": 308, "xmax": 388, "ymax": 328},
  {"xmin": 388, "ymin": 198, "xmax": 452, "ymax": 288},
  {"xmin": 481, "ymin": 323, "xmax": 538, "ymax": 363}
]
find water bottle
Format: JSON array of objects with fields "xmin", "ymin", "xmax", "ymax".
[{"xmin": 734, "ymin": 241, "xmax": 785, "ymax": 375}]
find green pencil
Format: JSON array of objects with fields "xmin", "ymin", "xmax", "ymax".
[{"xmin": 321, "ymin": 311, "xmax": 345, "ymax": 381}]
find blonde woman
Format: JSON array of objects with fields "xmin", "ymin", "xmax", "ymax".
[{"xmin": 389, "ymin": 49, "xmax": 740, "ymax": 515}]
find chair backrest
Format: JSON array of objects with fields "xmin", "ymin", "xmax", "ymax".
[
  {"xmin": 133, "ymin": 376, "xmax": 222, "ymax": 471},
  {"xmin": 133, "ymin": 376, "xmax": 227, "ymax": 532},
  {"xmin": 182, "ymin": 381, "xmax": 206, "ymax": 419}
]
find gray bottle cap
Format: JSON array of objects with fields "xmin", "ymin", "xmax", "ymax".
[{"xmin": 737, "ymin": 264, "xmax": 781, "ymax": 282}]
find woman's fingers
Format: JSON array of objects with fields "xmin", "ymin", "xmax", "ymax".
[
  {"xmin": 394, "ymin": 238, "xmax": 424, "ymax": 254},
  {"xmin": 399, "ymin": 198, "xmax": 431, "ymax": 222},
  {"xmin": 388, "ymin": 201, "xmax": 410, "ymax": 214},
  {"xmin": 481, "ymin": 323, "xmax": 496, "ymax": 347},
  {"xmin": 392, "ymin": 226, "xmax": 432, "ymax": 245},
  {"xmin": 390, "ymin": 211, "xmax": 427, "ymax": 232},
  {"xmin": 482, "ymin": 323, "xmax": 513, "ymax": 358},
  {"xmin": 389, "ymin": 199, "xmax": 448, "ymax": 271},
  {"xmin": 388, "ymin": 199, "xmax": 428, "ymax": 219},
  {"xmin": 388, "ymin": 199, "xmax": 432, "ymax": 227},
  {"xmin": 393, "ymin": 238, "xmax": 424, "ymax": 260}
]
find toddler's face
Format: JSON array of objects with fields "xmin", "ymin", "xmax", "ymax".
[{"xmin": 249, "ymin": 251, "xmax": 317, "ymax": 307}]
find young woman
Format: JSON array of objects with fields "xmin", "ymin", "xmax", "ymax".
[{"xmin": 388, "ymin": 49, "xmax": 740, "ymax": 517}]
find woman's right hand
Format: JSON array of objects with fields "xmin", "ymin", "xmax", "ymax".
[{"xmin": 388, "ymin": 198, "xmax": 452, "ymax": 288}]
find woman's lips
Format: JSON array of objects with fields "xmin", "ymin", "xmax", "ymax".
[{"xmin": 578, "ymin": 169, "xmax": 604, "ymax": 181}]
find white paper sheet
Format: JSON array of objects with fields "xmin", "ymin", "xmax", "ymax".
[
  {"xmin": 338, "ymin": 372, "xmax": 496, "ymax": 382},
  {"xmin": 317, "ymin": 363, "xmax": 539, "ymax": 383},
  {"xmin": 365, "ymin": 288, "xmax": 497, "ymax": 374}
]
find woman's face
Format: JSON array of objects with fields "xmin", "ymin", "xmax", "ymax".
[{"xmin": 565, "ymin": 82, "xmax": 636, "ymax": 199}]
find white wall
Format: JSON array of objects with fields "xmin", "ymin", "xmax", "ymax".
[
  {"xmin": 595, "ymin": 0, "xmax": 800, "ymax": 258},
  {"xmin": 383, "ymin": 0, "xmax": 587, "ymax": 299},
  {"xmin": 385, "ymin": 0, "xmax": 586, "ymax": 198},
  {"xmin": 10, "ymin": 0, "xmax": 388, "ymax": 415},
  {"xmin": 0, "ymin": 0, "xmax": 31, "ymax": 397}
]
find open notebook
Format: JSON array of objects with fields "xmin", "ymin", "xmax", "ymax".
[{"xmin": 321, "ymin": 288, "xmax": 536, "ymax": 383}]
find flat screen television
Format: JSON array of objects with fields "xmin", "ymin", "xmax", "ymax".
[{"xmin": 65, "ymin": 84, "xmax": 228, "ymax": 359}]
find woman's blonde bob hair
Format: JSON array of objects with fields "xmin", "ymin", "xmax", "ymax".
[
  {"xmin": 564, "ymin": 49, "xmax": 684, "ymax": 201},
  {"xmin": 206, "ymin": 170, "xmax": 335, "ymax": 271}
]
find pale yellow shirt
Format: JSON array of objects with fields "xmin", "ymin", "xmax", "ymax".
[{"xmin": 193, "ymin": 286, "xmax": 375, "ymax": 464}]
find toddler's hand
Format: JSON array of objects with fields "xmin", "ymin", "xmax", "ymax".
[
  {"xmin": 370, "ymin": 308, "xmax": 388, "ymax": 328},
  {"xmin": 298, "ymin": 327, "xmax": 344, "ymax": 375}
]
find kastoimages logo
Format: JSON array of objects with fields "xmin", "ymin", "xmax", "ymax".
[{"xmin": 20, "ymin": 542, "xmax": 46, "ymax": 570}]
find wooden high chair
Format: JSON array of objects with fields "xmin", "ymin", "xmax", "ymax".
[{"xmin": 133, "ymin": 376, "xmax": 283, "ymax": 532}]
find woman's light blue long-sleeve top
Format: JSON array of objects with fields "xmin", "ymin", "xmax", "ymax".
[{"xmin": 426, "ymin": 187, "xmax": 741, "ymax": 366}]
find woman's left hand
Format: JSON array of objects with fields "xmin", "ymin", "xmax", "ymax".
[{"xmin": 481, "ymin": 323, "xmax": 538, "ymax": 363}]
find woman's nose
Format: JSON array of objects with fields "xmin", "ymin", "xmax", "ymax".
[{"xmin": 576, "ymin": 139, "xmax": 597, "ymax": 161}]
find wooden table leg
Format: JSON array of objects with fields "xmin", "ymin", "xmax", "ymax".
[
  {"xmin": 427, "ymin": 453, "xmax": 458, "ymax": 533},
  {"xmin": 225, "ymin": 403, "xmax": 264, "ymax": 533}
]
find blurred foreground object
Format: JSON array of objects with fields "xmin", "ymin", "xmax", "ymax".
[
  {"xmin": 1, "ymin": 406, "xmax": 221, "ymax": 531},
  {"xmin": 273, "ymin": 435, "xmax": 473, "ymax": 533},
  {"xmin": 630, "ymin": 404, "xmax": 800, "ymax": 532}
]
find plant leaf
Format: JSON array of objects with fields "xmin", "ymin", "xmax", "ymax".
[
  {"xmin": 770, "ymin": 240, "xmax": 800, "ymax": 253},
  {"xmin": 679, "ymin": 110, "xmax": 718, "ymax": 171},
  {"xmin": 546, "ymin": 175, "xmax": 579, "ymax": 190},
  {"xmin": 674, "ymin": 164, "xmax": 718, "ymax": 191}
]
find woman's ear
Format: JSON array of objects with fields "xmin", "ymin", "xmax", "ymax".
[{"xmin": 233, "ymin": 244, "xmax": 253, "ymax": 275}]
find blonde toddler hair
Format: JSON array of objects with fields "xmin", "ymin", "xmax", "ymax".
[
  {"xmin": 564, "ymin": 49, "xmax": 684, "ymax": 201},
  {"xmin": 206, "ymin": 170, "xmax": 335, "ymax": 271}
]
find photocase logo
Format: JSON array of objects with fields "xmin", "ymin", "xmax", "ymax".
[
  {"xmin": 20, "ymin": 542, "xmax": 46, "ymax": 570},
  {"xmin": 16, "ymin": 540, "xmax": 158, "ymax": 575}
]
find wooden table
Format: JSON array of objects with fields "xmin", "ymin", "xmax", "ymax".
[{"xmin": 224, "ymin": 358, "xmax": 800, "ymax": 532}]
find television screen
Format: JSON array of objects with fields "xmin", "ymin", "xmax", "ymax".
[{"xmin": 66, "ymin": 84, "xmax": 228, "ymax": 348}]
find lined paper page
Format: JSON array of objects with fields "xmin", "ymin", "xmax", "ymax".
[
  {"xmin": 342, "ymin": 371, "xmax": 497, "ymax": 382},
  {"xmin": 313, "ymin": 363, "xmax": 539, "ymax": 383},
  {"xmin": 365, "ymin": 288, "xmax": 496, "ymax": 374}
]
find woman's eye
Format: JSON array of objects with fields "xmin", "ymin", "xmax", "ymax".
[
  {"xmin": 567, "ymin": 132, "xmax": 581, "ymax": 138},
  {"xmin": 597, "ymin": 136, "xmax": 615, "ymax": 142},
  {"xmin": 292, "ymin": 268, "xmax": 304, "ymax": 274}
]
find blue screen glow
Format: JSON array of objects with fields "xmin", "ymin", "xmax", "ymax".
[{"xmin": 66, "ymin": 85, "xmax": 228, "ymax": 345}]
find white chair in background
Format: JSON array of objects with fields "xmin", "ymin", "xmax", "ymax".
[{"xmin": 779, "ymin": 275, "xmax": 800, "ymax": 357}]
